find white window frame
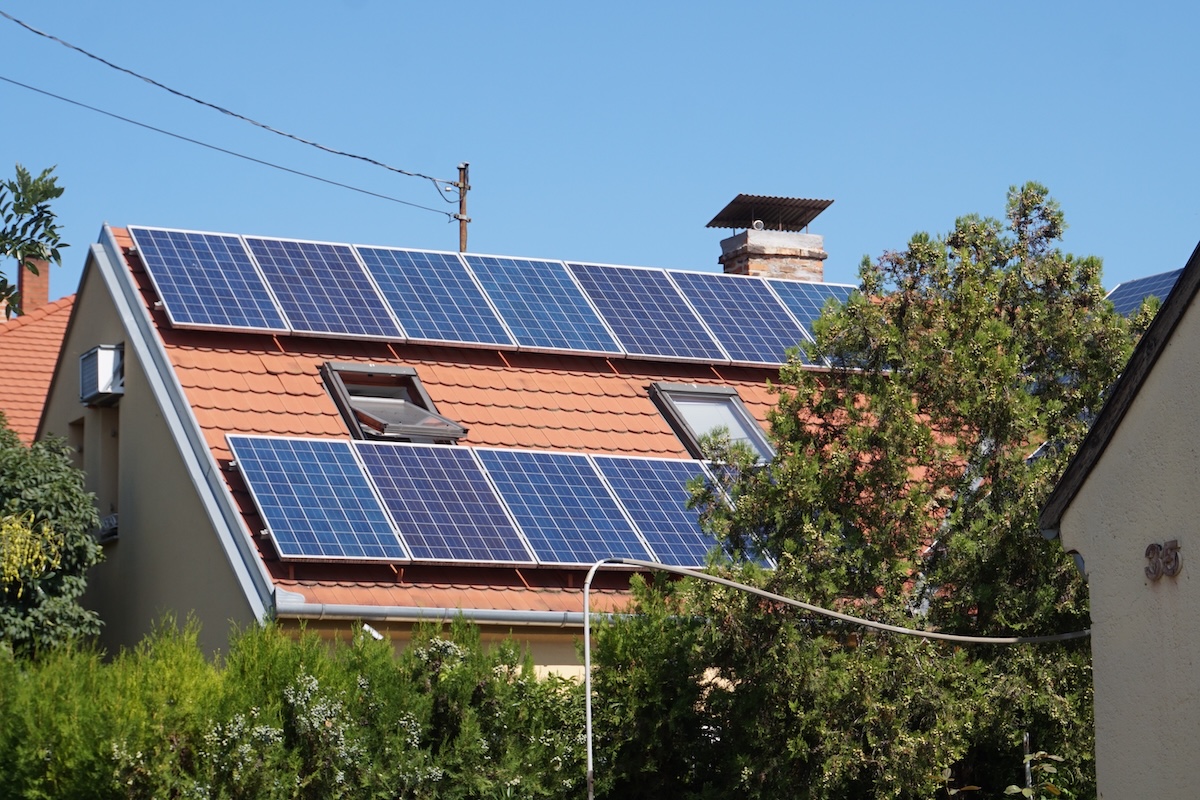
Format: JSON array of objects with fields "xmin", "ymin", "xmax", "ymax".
[{"xmin": 649, "ymin": 382, "xmax": 773, "ymax": 461}]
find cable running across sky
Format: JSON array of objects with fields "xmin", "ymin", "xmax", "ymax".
[
  {"xmin": 0, "ymin": 74, "xmax": 456, "ymax": 219},
  {"xmin": 0, "ymin": 9, "xmax": 459, "ymax": 197}
]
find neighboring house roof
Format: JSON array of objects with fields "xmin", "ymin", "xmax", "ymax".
[
  {"xmin": 1041, "ymin": 241, "xmax": 1200, "ymax": 532},
  {"xmin": 0, "ymin": 295, "xmax": 74, "ymax": 444},
  {"xmin": 92, "ymin": 226, "xmax": 806, "ymax": 623}
]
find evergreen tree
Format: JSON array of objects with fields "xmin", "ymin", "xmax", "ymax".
[{"xmin": 594, "ymin": 183, "xmax": 1131, "ymax": 798}]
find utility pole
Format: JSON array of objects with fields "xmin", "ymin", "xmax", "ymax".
[{"xmin": 455, "ymin": 162, "xmax": 471, "ymax": 252}]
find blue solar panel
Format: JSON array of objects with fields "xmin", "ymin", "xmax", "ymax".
[
  {"xmin": 463, "ymin": 255, "xmax": 620, "ymax": 353},
  {"xmin": 1108, "ymin": 269, "xmax": 1183, "ymax": 316},
  {"xmin": 356, "ymin": 247, "xmax": 515, "ymax": 347},
  {"xmin": 227, "ymin": 436, "xmax": 407, "ymax": 561},
  {"xmin": 767, "ymin": 280, "xmax": 855, "ymax": 341},
  {"xmin": 244, "ymin": 237, "xmax": 401, "ymax": 338},
  {"xmin": 593, "ymin": 455, "xmax": 719, "ymax": 567},
  {"xmin": 567, "ymin": 263, "xmax": 726, "ymax": 361},
  {"xmin": 355, "ymin": 442, "xmax": 533, "ymax": 563},
  {"xmin": 668, "ymin": 271, "xmax": 807, "ymax": 365},
  {"xmin": 474, "ymin": 448, "xmax": 652, "ymax": 565},
  {"xmin": 129, "ymin": 227, "xmax": 288, "ymax": 332}
]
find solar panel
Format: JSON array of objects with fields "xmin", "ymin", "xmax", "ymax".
[
  {"xmin": 355, "ymin": 247, "xmax": 515, "ymax": 347},
  {"xmin": 463, "ymin": 255, "xmax": 621, "ymax": 354},
  {"xmin": 129, "ymin": 227, "xmax": 288, "ymax": 333},
  {"xmin": 244, "ymin": 237, "xmax": 401, "ymax": 339},
  {"xmin": 668, "ymin": 271, "xmax": 807, "ymax": 365},
  {"xmin": 592, "ymin": 455, "xmax": 719, "ymax": 567},
  {"xmin": 766, "ymin": 280, "xmax": 855, "ymax": 341},
  {"xmin": 227, "ymin": 435, "xmax": 407, "ymax": 561},
  {"xmin": 355, "ymin": 442, "xmax": 534, "ymax": 564},
  {"xmin": 474, "ymin": 448, "xmax": 652, "ymax": 565},
  {"xmin": 1107, "ymin": 269, "xmax": 1183, "ymax": 316},
  {"xmin": 567, "ymin": 263, "xmax": 726, "ymax": 361}
]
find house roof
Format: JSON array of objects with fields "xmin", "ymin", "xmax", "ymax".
[
  {"xmin": 0, "ymin": 294, "xmax": 74, "ymax": 444},
  {"xmin": 1041, "ymin": 240, "xmax": 1200, "ymax": 532},
  {"xmin": 102, "ymin": 226, "xmax": 800, "ymax": 621}
]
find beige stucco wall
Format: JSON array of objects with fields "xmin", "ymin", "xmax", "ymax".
[
  {"xmin": 1058, "ymin": 293, "xmax": 1200, "ymax": 799},
  {"xmin": 41, "ymin": 258, "xmax": 258, "ymax": 657}
]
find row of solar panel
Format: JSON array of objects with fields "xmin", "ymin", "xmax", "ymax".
[
  {"xmin": 129, "ymin": 226, "xmax": 855, "ymax": 367},
  {"xmin": 1106, "ymin": 268, "xmax": 1183, "ymax": 317},
  {"xmin": 228, "ymin": 435, "xmax": 725, "ymax": 568}
]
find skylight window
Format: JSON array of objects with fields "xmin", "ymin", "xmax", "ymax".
[
  {"xmin": 650, "ymin": 382, "xmax": 773, "ymax": 461},
  {"xmin": 322, "ymin": 362, "xmax": 466, "ymax": 443}
]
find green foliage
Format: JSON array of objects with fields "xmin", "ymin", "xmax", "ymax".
[
  {"xmin": 593, "ymin": 184, "xmax": 1127, "ymax": 798},
  {"xmin": 0, "ymin": 163, "xmax": 65, "ymax": 316},
  {"xmin": 0, "ymin": 618, "xmax": 586, "ymax": 799},
  {"xmin": 0, "ymin": 416, "xmax": 102, "ymax": 657}
]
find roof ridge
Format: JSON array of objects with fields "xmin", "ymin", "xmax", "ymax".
[{"xmin": 0, "ymin": 294, "xmax": 75, "ymax": 333}]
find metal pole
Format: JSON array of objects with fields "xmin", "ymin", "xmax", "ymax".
[
  {"xmin": 583, "ymin": 558, "xmax": 621, "ymax": 800},
  {"xmin": 456, "ymin": 162, "xmax": 470, "ymax": 252}
]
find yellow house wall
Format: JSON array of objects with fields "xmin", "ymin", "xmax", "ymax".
[
  {"xmin": 281, "ymin": 618, "xmax": 587, "ymax": 678},
  {"xmin": 1058, "ymin": 293, "xmax": 1200, "ymax": 799},
  {"xmin": 41, "ymin": 258, "xmax": 258, "ymax": 657}
]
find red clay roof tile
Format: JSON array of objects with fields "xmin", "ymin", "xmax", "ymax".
[
  {"xmin": 110, "ymin": 225, "xmax": 793, "ymax": 618},
  {"xmin": 0, "ymin": 295, "xmax": 74, "ymax": 444}
]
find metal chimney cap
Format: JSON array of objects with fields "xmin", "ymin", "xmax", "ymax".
[{"xmin": 707, "ymin": 194, "xmax": 833, "ymax": 232}]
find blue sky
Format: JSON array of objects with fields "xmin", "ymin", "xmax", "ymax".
[{"xmin": 3, "ymin": 2, "xmax": 1197, "ymax": 300}]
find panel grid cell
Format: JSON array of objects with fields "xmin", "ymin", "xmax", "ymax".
[
  {"xmin": 228, "ymin": 435, "xmax": 407, "ymax": 561},
  {"xmin": 463, "ymin": 255, "xmax": 620, "ymax": 353},
  {"xmin": 669, "ymin": 271, "xmax": 807, "ymax": 365},
  {"xmin": 356, "ymin": 247, "xmax": 514, "ymax": 346},
  {"xmin": 766, "ymin": 280, "xmax": 856, "ymax": 340},
  {"xmin": 129, "ymin": 227, "xmax": 288, "ymax": 332},
  {"xmin": 593, "ymin": 455, "xmax": 720, "ymax": 567},
  {"xmin": 567, "ymin": 263, "xmax": 726, "ymax": 361},
  {"xmin": 244, "ymin": 237, "xmax": 401, "ymax": 338},
  {"xmin": 1107, "ymin": 269, "xmax": 1183, "ymax": 316},
  {"xmin": 356, "ymin": 442, "xmax": 533, "ymax": 563},
  {"xmin": 474, "ymin": 448, "xmax": 651, "ymax": 565}
]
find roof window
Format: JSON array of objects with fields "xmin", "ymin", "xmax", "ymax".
[
  {"xmin": 650, "ymin": 382, "xmax": 773, "ymax": 461},
  {"xmin": 322, "ymin": 362, "xmax": 466, "ymax": 443}
]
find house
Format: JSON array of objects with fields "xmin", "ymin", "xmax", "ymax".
[
  {"xmin": 1040, "ymin": 242, "xmax": 1200, "ymax": 799},
  {"xmin": 39, "ymin": 196, "xmax": 853, "ymax": 672},
  {"xmin": 0, "ymin": 258, "xmax": 74, "ymax": 444}
]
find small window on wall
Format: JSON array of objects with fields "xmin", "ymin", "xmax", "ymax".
[
  {"xmin": 650, "ymin": 382, "xmax": 773, "ymax": 461},
  {"xmin": 322, "ymin": 362, "xmax": 466, "ymax": 443}
]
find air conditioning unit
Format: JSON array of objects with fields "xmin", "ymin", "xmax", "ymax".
[{"xmin": 80, "ymin": 344, "xmax": 124, "ymax": 405}]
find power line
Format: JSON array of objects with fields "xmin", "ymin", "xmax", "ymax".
[
  {"xmin": 0, "ymin": 74, "xmax": 457, "ymax": 219},
  {"xmin": 0, "ymin": 9, "xmax": 458, "ymax": 197}
]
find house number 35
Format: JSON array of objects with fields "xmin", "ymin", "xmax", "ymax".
[{"xmin": 1145, "ymin": 540, "xmax": 1182, "ymax": 581}]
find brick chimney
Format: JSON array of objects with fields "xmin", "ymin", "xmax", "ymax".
[
  {"xmin": 18, "ymin": 257, "xmax": 50, "ymax": 315},
  {"xmin": 707, "ymin": 195, "xmax": 831, "ymax": 282}
]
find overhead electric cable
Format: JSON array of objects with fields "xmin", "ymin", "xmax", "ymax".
[
  {"xmin": 0, "ymin": 9, "xmax": 457, "ymax": 197},
  {"xmin": 580, "ymin": 558, "xmax": 1088, "ymax": 800},
  {"xmin": 0, "ymin": 74, "xmax": 455, "ymax": 219}
]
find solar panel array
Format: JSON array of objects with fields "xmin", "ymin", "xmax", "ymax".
[
  {"xmin": 131, "ymin": 225, "xmax": 860, "ymax": 366},
  {"xmin": 357, "ymin": 247, "xmax": 513, "ymax": 347},
  {"xmin": 244, "ymin": 237, "xmax": 402, "ymax": 339},
  {"xmin": 229, "ymin": 436, "xmax": 723, "ymax": 568},
  {"xmin": 670, "ymin": 271, "xmax": 809, "ymax": 365},
  {"xmin": 1107, "ymin": 269, "xmax": 1183, "ymax": 317},
  {"xmin": 463, "ymin": 255, "xmax": 621, "ymax": 354},
  {"xmin": 567, "ymin": 263, "xmax": 726, "ymax": 361},
  {"xmin": 767, "ymin": 280, "xmax": 856, "ymax": 340},
  {"xmin": 128, "ymin": 227, "xmax": 288, "ymax": 333},
  {"xmin": 228, "ymin": 436, "xmax": 408, "ymax": 561}
]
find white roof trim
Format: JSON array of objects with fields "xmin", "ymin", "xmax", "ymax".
[{"xmin": 91, "ymin": 228, "xmax": 274, "ymax": 620}]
